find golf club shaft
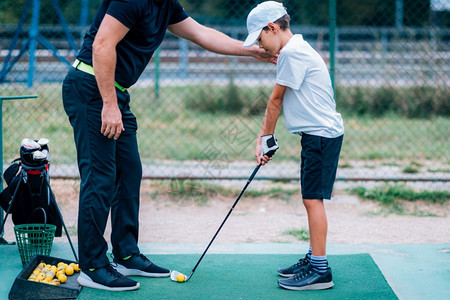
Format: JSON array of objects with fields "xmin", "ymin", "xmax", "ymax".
[{"xmin": 189, "ymin": 164, "xmax": 262, "ymax": 278}]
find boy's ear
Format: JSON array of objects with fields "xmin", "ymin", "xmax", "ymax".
[{"xmin": 267, "ymin": 22, "xmax": 279, "ymax": 32}]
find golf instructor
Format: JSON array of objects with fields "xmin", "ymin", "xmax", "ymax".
[{"xmin": 62, "ymin": 0, "xmax": 275, "ymax": 292}]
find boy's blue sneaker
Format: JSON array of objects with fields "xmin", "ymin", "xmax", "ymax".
[
  {"xmin": 113, "ymin": 253, "xmax": 171, "ymax": 277},
  {"xmin": 77, "ymin": 264, "xmax": 140, "ymax": 291},
  {"xmin": 278, "ymin": 264, "xmax": 334, "ymax": 291},
  {"xmin": 277, "ymin": 255, "xmax": 310, "ymax": 277}
]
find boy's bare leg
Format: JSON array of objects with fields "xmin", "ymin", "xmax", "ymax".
[
  {"xmin": 303, "ymin": 199, "xmax": 327, "ymax": 256},
  {"xmin": 278, "ymin": 198, "xmax": 334, "ymax": 290}
]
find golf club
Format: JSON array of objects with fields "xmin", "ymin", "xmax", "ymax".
[
  {"xmin": 32, "ymin": 150, "xmax": 47, "ymax": 161},
  {"xmin": 37, "ymin": 137, "xmax": 49, "ymax": 147},
  {"xmin": 20, "ymin": 138, "xmax": 40, "ymax": 150},
  {"xmin": 41, "ymin": 149, "xmax": 50, "ymax": 161},
  {"xmin": 170, "ymin": 163, "xmax": 262, "ymax": 283}
]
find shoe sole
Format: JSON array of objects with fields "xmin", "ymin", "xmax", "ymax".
[
  {"xmin": 77, "ymin": 271, "xmax": 140, "ymax": 291},
  {"xmin": 114, "ymin": 264, "xmax": 171, "ymax": 277},
  {"xmin": 278, "ymin": 281, "xmax": 334, "ymax": 291}
]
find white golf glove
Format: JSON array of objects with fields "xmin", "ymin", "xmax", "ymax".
[{"xmin": 261, "ymin": 134, "xmax": 279, "ymax": 158}]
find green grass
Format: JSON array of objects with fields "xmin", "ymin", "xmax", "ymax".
[
  {"xmin": 401, "ymin": 161, "xmax": 423, "ymax": 174},
  {"xmin": 283, "ymin": 229, "xmax": 310, "ymax": 241},
  {"xmin": 350, "ymin": 184, "xmax": 449, "ymax": 215},
  {"xmin": 245, "ymin": 186, "xmax": 300, "ymax": 202},
  {"xmin": 341, "ymin": 114, "xmax": 450, "ymax": 161},
  {"xmin": 350, "ymin": 184, "xmax": 449, "ymax": 205},
  {"xmin": 1, "ymin": 84, "xmax": 449, "ymax": 166},
  {"xmin": 142, "ymin": 180, "xmax": 300, "ymax": 206},
  {"xmin": 167, "ymin": 180, "xmax": 227, "ymax": 206}
]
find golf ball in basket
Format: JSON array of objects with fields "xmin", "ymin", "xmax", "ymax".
[{"xmin": 177, "ymin": 274, "xmax": 185, "ymax": 282}]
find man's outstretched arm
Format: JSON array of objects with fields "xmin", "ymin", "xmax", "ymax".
[{"xmin": 168, "ymin": 17, "xmax": 277, "ymax": 64}]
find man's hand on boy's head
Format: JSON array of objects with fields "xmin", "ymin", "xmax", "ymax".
[{"xmin": 251, "ymin": 46, "xmax": 278, "ymax": 64}]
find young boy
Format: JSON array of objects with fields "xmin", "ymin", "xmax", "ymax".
[{"xmin": 244, "ymin": 1, "xmax": 344, "ymax": 291}]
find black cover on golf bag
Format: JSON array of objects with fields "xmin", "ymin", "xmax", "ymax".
[{"xmin": 0, "ymin": 143, "xmax": 62, "ymax": 237}]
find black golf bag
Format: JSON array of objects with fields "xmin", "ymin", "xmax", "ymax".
[{"xmin": 1, "ymin": 138, "xmax": 79, "ymax": 263}]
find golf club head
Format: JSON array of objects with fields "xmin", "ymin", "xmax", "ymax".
[
  {"xmin": 37, "ymin": 137, "xmax": 49, "ymax": 147},
  {"xmin": 21, "ymin": 138, "xmax": 40, "ymax": 151},
  {"xmin": 41, "ymin": 149, "xmax": 51, "ymax": 161},
  {"xmin": 170, "ymin": 270, "xmax": 189, "ymax": 283},
  {"xmin": 33, "ymin": 150, "xmax": 47, "ymax": 161}
]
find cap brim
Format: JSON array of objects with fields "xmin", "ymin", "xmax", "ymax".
[{"xmin": 243, "ymin": 29, "xmax": 262, "ymax": 47}]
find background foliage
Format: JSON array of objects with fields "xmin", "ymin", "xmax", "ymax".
[{"xmin": 0, "ymin": 0, "xmax": 449, "ymax": 186}]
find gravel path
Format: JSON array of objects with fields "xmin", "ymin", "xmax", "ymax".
[{"xmin": 2, "ymin": 179, "xmax": 449, "ymax": 245}]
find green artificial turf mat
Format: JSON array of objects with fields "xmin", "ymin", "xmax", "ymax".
[{"xmin": 78, "ymin": 253, "xmax": 397, "ymax": 299}]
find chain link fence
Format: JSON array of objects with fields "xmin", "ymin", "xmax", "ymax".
[{"xmin": 0, "ymin": 0, "xmax": 449, "ymax": 187}]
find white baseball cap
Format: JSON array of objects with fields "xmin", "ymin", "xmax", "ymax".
[{"xmin": 243, "ymin": 1, "xmax": 287, "ymax": 47}]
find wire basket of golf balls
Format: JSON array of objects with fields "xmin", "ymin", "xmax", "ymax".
[{"xmin": 14, "ymin": 223, "xmax": 56, "ymax": 267}]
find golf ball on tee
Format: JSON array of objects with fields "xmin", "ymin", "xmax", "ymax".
[{"xmin": 177, "ymin": 274, "xmax": 185, "ymax": 282}]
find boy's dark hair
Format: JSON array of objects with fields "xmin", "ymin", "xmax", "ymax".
[{"xmin": 263, "ymin": 14, "xmax": 290, "ymax": 31}]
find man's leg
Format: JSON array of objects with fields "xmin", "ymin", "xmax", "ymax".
[
  {"xmin": 109, "ymin": 100, "xmax": 170, "ymax": 278},
  {"xmin": 111, "ymin": 130, "xmax": 141, "ymax": 257},
  {"xmin": 62, "ymin": 69, "xmax": 139, "ymax": 291},
  {"xmin": 63, "ymin": 69, "xmax": 115, "ymax": 269}
]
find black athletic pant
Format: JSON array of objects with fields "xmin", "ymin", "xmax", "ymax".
[{"xmin": 62, "ymin": 68, "xmax": 142, "ymax": 269}]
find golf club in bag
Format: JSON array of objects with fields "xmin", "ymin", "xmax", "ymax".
[
  {"xmin": 171, "ymin": 163, "xmax": 262, "ymax": 283},
  {"xmin": 0, "ymin": 138, "xmax": 78, "ymax": 262}
]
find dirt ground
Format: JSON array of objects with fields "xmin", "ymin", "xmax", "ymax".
[{"xmin": 2, "ymin": 179, "xmax": 449, "ymax": 245}]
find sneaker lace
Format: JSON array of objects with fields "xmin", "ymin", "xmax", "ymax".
[
  {"xmin": 292, "ymin": 264, "xmax": 312, "ymax": 280},
  {"xmin": 104, "ymin": 264, "xmax": 123, "ymax": 278},
  {"xmin": 290, "ymin": 257, "xmax": 309, "ymax": 269}
]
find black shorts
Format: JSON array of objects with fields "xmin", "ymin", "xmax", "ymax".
[{"xmin": 300, "ymin": 134, "xmax": 343, "ymax": 200}]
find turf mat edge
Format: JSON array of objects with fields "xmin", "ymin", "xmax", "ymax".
[{"xmin": 78, "ymin": 253, "xmax": 397, "ymax": 299}]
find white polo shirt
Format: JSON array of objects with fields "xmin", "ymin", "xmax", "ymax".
[{"xmin": 276, "ymin": 34, "xmax": 344, "ymax": 138}]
